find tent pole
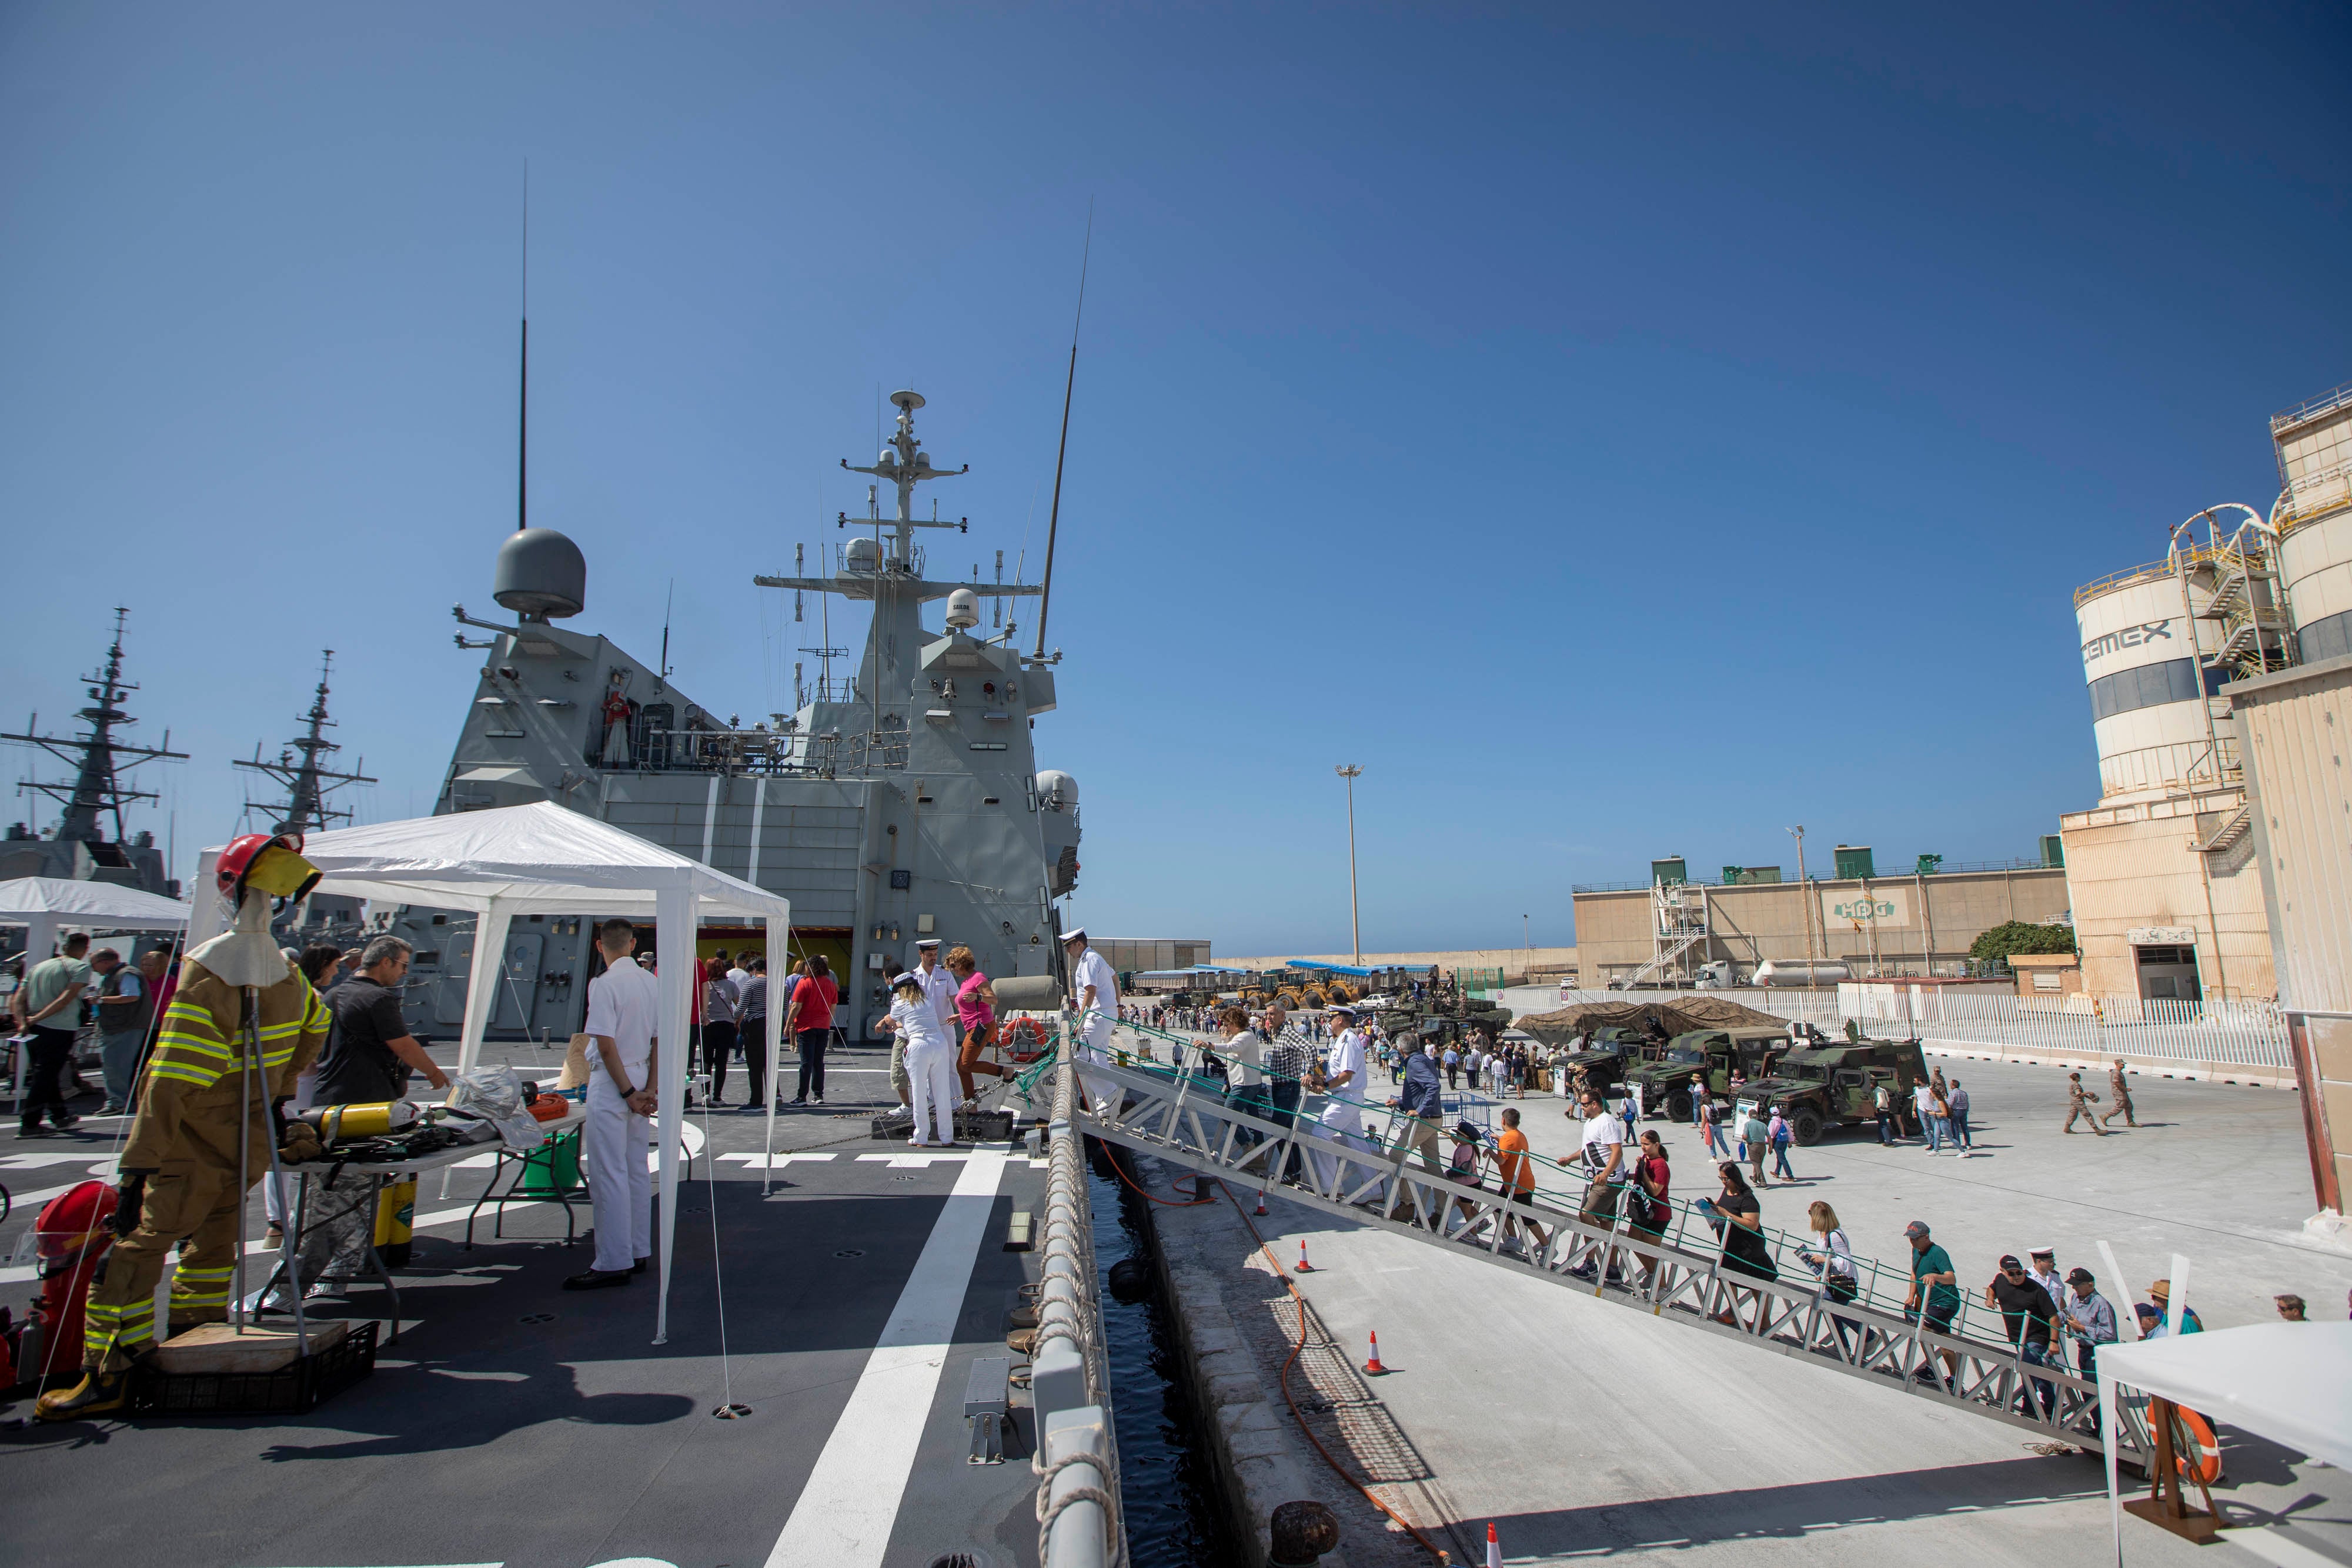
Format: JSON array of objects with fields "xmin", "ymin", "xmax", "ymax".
[
  {"xmin": 653, "ymin": 884, "xmax": 694, "ymax": 1345},
  {"xmin": 444, "ymin": 901, "xmax": 512, "ymax": 1200},
  {"xmin": 763, "ymin": 913, "xmax": 786, "ymax": 1195}
]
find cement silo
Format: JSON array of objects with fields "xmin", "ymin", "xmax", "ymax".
[
  {"xmin": 2073, "ymin": 558, "xmax": 2231, "ymax": 803},
  {"xmin": 2272, "ymin": 382, "xmax": 2352, "ymax": 663}
]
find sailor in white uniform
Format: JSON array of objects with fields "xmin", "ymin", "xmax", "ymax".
[
  {"xmin": 879, "ymin": 971, "xmax": 959, "ymax": 1146},
  {"xmin": 1064, "ymin": 928, "xmax": 1120, "ymax": 1115},
  {"xmin": 570, "ymin": 917, "xmax": 661, "ymax": 1289},
  {"xmin": 1307, "ymin": 1004, "xmax": 1373, "ymax": 1191},
  {"xmin": 1065, "ymin": 928, "xmax": 1117, "ymax": 1059}
]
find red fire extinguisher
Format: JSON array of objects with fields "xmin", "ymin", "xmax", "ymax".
[{"xmin": 14, "ymin": 1181, "xmax": 120, "ymax": 1389}]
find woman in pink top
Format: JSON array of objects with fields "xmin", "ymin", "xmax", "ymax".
[{"xmin": 947, "ymin": 945, "xmax": 1001, "ymax": 1105}]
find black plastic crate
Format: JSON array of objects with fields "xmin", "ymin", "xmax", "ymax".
[
  {"xmin": 868, "ymin": 1109, "xmax": 1017, "ymax": 1142},
  {"xmin": 130, "ymin": 1319, "xmax": 378, "ymax": 1416}
]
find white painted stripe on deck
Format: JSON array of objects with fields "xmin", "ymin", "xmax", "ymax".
[{"xmin": 764, "ymin": 1152, "xmax": 1008, "ymax": 1568}]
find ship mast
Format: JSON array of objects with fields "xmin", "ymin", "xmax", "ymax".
[
  {"xmin": 752, "ymin": 390, "xmax": 1050, "ymax": 771},
  {"xmin": 235, "ymin": 650, "xmax": 377, "ymax": 835},
  {"xmin": 3, "ymin": 607, "xmax": 186, "ymax": 843}
]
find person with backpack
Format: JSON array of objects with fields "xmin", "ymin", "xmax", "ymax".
[
  {"xmin": 1873, "ymin": 1079, "xmax": 1897, "ymax": 1145},
  {"xmin": 1768, "ymin": 1106, "xmax": 1796, "ymax": 1182}
]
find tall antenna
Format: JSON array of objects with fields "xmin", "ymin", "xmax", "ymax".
[
  {"xmin": 1033, "ymin": 201, "xmax": 1092, "ymax": 660},
  {"xmin": 517, "ymin": 160, "xmax": 530, "ymax": 532},
  {"xmin": 659, "ymin": 578, "xmax": 674, "ymax": 681}
]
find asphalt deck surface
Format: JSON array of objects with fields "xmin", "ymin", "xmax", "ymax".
[
  {"xmin": 1122, "ymin": 1017, "xmax": 2349, "ymax": 1568},
  {"xmin": 0, "ymin": 1038, "xmax": 1050, "ymax": 1568}
]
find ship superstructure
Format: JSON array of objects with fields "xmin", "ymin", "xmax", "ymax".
[
  {"xmin": 393, "ymin": 389, "xmax": 1081, "ymax": 1041},
  {"xmin": 0, "ymin": 607, "xmax": 183, "ymax": 897}
]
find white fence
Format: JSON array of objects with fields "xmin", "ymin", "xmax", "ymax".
[{"xmin": 1541, "ymin": 987, "xmax": 2293, "ymax": 1074}]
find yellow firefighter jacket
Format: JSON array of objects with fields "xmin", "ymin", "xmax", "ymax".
[{"xmin": 122, "ymin": 958, "xmax": 331, "ymax": 1174}]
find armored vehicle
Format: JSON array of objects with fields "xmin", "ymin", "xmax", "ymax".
[
  {"xmin": 1548, "ymin": 1025, "xmax": 1661, "ymax": 1096},
  {"xmin": 1627, "ymin": 1027, "xmax": 1793, "ymax": 1121},
  {"xmin": 1740, "ymin": 1036, "xmax": 1928, "ymax": 1145}
]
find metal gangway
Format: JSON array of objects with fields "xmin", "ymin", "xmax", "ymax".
[{"xmin": 1065, "ymin": 1022, "xmax": 2143, "ymax": 1465}]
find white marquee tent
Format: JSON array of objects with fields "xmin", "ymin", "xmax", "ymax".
[
  {"xmin": 0, "ymin": 877, "xmax": 192, "ymax": 965},
  {"xmin": 194, "ymin": 803, "xmax": 790, "ymax": 1343},
  {"xmin": 2101, "ymin": 1321, "xmax": 2352, "ymax": 1560}
]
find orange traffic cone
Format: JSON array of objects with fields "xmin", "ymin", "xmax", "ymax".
[
  {"xmin": 1363, "ymin": 1330, "xmax": 1389, "ymax": 1375},
  {"xmin": 1486, "ymin": 1520, "xmax": 1502, "ymax": 1567},
  {"xmin": 1295, "ymin": 1239, "xmax": 1314, "ymax": 1273},
  {"xmin": 1254, "ymin": 1189, "xmax": 1269, "ymax": 1216}
]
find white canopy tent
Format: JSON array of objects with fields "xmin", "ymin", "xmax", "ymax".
[
  {"xmin": 2100, "ymin": 1322, "xmax": 2352, "ymax": 1560},
  {"xmin": 193, "ymin": 803, "xmax": 790, "ymax": 1343},
  {"xmin": 0, "ymin": 876, "xmax": 192, "ymax": 965}
]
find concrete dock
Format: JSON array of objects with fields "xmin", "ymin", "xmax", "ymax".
[{"xmin": 1121, "ymin": 1022, "xmax": 2351, "ymax": 1567}]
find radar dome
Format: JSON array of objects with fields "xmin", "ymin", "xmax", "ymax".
[
  {"xmin": 844, "ymin": 537, "xmax": 881, "ymax": 573},
  {"xmin": 1035, "ymin": 770, "xmax": 1077, "ymax": 811},
  {"xmin": 944, "ymin": 588, "xmax": 980, "ymax": 630},
  {"xmin": 493, "ymin": 527, "xmax": 587, "ymax": 620}
]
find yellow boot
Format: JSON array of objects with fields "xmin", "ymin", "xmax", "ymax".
[{"xmin": 34, "ymin": 1367, "xmax": 132, "ymax": 1422}]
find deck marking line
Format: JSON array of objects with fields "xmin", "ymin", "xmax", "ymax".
[{"xmin": 764, "ymin": 1152, "xmax": 1008, "ymax": 1568}]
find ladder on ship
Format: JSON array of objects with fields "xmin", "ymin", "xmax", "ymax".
[{"xmin": 1058, "ymin": 1028, "xmax": 2144, "ymax": 1465}]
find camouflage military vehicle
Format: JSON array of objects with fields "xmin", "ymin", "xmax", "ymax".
[
  {"xmin": 1624, "ymin": 1027, "xmax": 1794, "ymax": 1122},
  {"xmin": 1740, "ymin": 1035, "xmax": 1928, "ymax": 1145},
  {"xmin": 1547, "ymin": 1025, "xmax": 1661, "ymax": 1096}
]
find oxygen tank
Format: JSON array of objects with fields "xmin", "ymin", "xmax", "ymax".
[
  {"xmin": 372, "ymin": 1176, "xmax": 417, "ymax": 1268},
  {"xmin": 299, "ymin": 1101, "xmax": 420, "ymax": 1142}
]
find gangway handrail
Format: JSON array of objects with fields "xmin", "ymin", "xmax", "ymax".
[{"xmin": 1063, "ymin": 1025, "xmax": 2137, "ymax": 1460}]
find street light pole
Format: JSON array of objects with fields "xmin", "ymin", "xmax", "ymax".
[
  {"xmin": 1523, "ymin": 914, "xmax": 1530, "ymax": 950},
  {"xmin": 1788, "ymin": 825, "xmax": 1818, "ymax": 979},
  {"xmin": 1337, "ymin": 765, "xmax": 1364, "ymax": 964}
]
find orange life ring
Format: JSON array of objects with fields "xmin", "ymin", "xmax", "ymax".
[
  {"xmin": 1003, "ymin": 1017, "xmax": 1051, "ymax": 1061},
  {"xmin": 2174, "ymin": 1406, "xmax": 2223, "ymax": 1485}
]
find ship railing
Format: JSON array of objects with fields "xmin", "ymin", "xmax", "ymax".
[
  {"xmin": 1029, "ymin": 1017, "xmax": 1130, "ymax": 1568},
  {"xmin": 616, "ymin": 726, "xmax": 910, "ymax": 778}
]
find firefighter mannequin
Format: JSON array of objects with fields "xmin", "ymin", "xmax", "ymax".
[{"xmin": 36, "ymin": 833, "xmax": 333, "ymax": 1420}]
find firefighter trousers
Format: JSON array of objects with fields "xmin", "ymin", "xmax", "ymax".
[{"xmin": 82, "ymin": 1162, "xmax": 253, "ymax": 1369}]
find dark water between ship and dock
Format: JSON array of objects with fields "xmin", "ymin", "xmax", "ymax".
[{"xmin": 1087, "ymin": 1148, "xmax": 1242, "ymax": 1568}]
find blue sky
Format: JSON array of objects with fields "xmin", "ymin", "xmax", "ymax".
[{"xmin": 4, "ymin": 5, "xmax": 2346, "ymax": 955}]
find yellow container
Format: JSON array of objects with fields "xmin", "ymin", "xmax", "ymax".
[
  {"xmin": 302, "ymin": 1101, "xmax": 417, "ymax": 1142},
  {"xmin": 372, "ymin": 1176, "xmax": 416, "ymax": 1268}
]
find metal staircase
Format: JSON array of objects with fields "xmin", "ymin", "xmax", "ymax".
[
  {"xmin": 1063, "ymin": 1032, "xmax": 2141, "ymax": 1463},
  {"xmin": 1618, "ymin": 878, "xmax": 1710, "ymax": 989}
]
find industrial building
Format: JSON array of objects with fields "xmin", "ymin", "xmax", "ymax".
[
  {"xmin": 1571, "ymin": 850, "xmax": 2069, "ymax": 989},
  {"xmin": 1091, "ymin": 936, "xmax": 1214, "ymax": 974},
  {"xmin": 2056, "ymin": 378, "xmax": 2352, "ymax": 1002}
]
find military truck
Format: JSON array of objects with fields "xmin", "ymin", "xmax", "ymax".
[
  {"xmin": 1740, "ymin": 1035, "xmax": 1929, "ymax": 1145},
  {"xmin": 1626, "ymin": 1027, "xmax": 1795, "ymax": 1122},
  {"xmin": 1547, "ymin": 1025, "xmax": 1662, "ymax": 1096}
]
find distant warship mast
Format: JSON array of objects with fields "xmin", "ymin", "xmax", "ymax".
[
  {"xmin": 235, "ymin": 650, "xmax": 376, "ymax": 835},
  {"xmin": 2, "ymin": 607, "xmax": 186, "ymax": 844}
]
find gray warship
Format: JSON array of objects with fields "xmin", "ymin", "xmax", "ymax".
[
  {"xmin": 391, "ymin": 387, "xmax": 1081, "ymax": 1044},
  {"xmin": 1, "ymin": 608, "xmax": 183, "ymax": 898}
]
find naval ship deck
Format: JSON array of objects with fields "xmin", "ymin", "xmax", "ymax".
[{"xmin": 1, "ymin": 1038, "xmax": 1050, "ymax": 1568}]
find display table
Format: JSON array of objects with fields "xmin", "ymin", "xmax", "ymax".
[{"xmin": 259, "ymin": 1106, "xmax": 590, "ymax": 1342}]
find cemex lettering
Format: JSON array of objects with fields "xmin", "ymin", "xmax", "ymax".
[{"xmin": 2081, "ymin": 620, "xmax": 2173, "ymax": 663}]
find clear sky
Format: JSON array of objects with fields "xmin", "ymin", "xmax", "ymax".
[{"xmin": 4, "ymin": 5, "xmax": 2347, "ymax": 955}]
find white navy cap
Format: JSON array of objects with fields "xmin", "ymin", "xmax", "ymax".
[
  {"xmin": 916, "ymin": 937, "xmax": 941, "ymax": 949},
  {"xmin": 890, "ymin": 971, "xmax": 922, "ymax": 989},
  {"xmin": 1063, "ymin": 927, "xmax": 1087, "ymax": 942}
]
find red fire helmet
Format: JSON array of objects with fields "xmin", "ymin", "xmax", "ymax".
[
  {"xmin": 215, "ymin": 831, "xmax": 320, "ymax": 904},
  {"xmin": 37, "ymin": 1179, "xmax": 120, "ymax": 1263}
]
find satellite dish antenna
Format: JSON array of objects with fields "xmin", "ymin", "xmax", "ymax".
[{"xmin": 889, "ymin": 389, "xmax": 926, "ymax": 413}]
